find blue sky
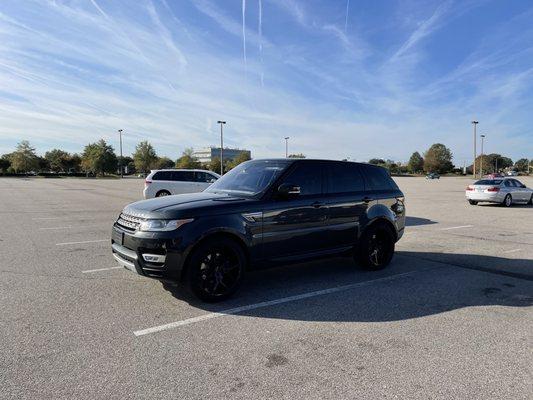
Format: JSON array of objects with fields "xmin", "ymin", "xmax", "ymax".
[{"xmin": 0, "ymin": 0, "xmax": 532, "ymax": 164}]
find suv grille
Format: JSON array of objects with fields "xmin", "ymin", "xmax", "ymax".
[{"xmin": 116, "ymin": 212, "xmax": 144, "ymax": 231}]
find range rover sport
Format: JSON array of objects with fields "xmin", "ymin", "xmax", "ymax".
[{"xmin": 111, "ymin": 159, "xmax": 405, "ymax": 302}]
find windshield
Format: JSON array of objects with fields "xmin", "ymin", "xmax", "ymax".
[
  {"xmin": 206, "ymin": 160, "xmax": 289, "ymax": 196},
  {"xmin": 475, "ymin": 179, "xmax": 502, "ymax": 185}
]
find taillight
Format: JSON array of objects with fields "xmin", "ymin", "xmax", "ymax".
[
  {"xmin": 487, "ymin": 187, "xmax": 499, "ymax": 192},
  {"xmin": 466, "ymin": 186, "xmax": 474, "ymax": 191},
  {"xmin": 144, "ymin": 180, "xmax": 151, "ymax": 188}
]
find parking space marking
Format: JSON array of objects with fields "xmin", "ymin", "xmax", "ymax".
[
  {"xmin": 440, "ymin": 225, "xmax": 474, "ymax": 231},
  {"xmin": 56, "ymin": 239, "xmax": 108, "ymax": 246},
  {"xmin": 82, "ymin": 266, "xmax": 122, "ymax": 273},
  {"xmin": 502, "ymin": 248, "xmax": 522, "ymax": 254},
  {"xmin": 133, "ymin": 268, "xmax": 436, "ymax": 337}
]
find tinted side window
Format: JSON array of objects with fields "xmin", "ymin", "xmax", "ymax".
[
  {"xmin": 195, "ymin": 172, "xmax": 216, "ymax": 183},
  {"xmin": 504, "ymin": 180, "xmax": 513, "ymax": 187},
  {"xmin": 327, "ymin": 163, "xmax": 365, "ymax": 194},
  {"xmin": 361, "ymin": 165, "xmax": 398, "ymax": 191},
  {"xmin": 512, "ymin": 179, "xmax": 524, "ymax": 188},
  {"xmin": 281, "ymin": 163, "xmax": 322, "ymax": 196},
  {"xmin": 152, "ymin": 171, "xmax": 172, "ymax": 181},
  {"xmin": 172, "ymin": 171, "xmax": 194, "ymax": 182}
]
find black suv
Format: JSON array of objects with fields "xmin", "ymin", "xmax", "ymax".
[{"xmin": 112, "ymin": 159, "xmax": 405, "ymax": 301}]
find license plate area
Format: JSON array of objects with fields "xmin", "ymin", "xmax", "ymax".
[{"xmin": 112, "ymin": 228, "xmax": 124, "ymax": 245}]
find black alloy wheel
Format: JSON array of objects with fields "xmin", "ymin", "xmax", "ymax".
[
  {"xmin": 188, "ymin": 238, "xmax": 245, "ymax": 302},
  {"xmin": 356, "ymin": 223, "xmax": 395, "ymax": 270}
]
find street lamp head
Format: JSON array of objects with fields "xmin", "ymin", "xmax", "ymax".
[
  {"xmin": 480, "ymin": 134, "xmax": 485, "ymax": 138},
  {"xmin": 285, "ymin": 137, "xmax": 289, "ymax": 140},
  {"xmin": 471, "ymin": 121, "xmax": 478, "ymax": 124},
  {"xmin": 118, "ymin": 129, "xmax": 123, "ymax": 133},
  {"xmin": 217, "ymin": 120, "xmax": 226, "ymax": 124}
]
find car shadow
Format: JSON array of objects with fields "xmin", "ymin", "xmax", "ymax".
[
  {"xmin": 160, "ymin": 251, "xmax": 533, "ymax": 323},
  {"xmin": 476, "ymin": 203, "xmax": 532, "ymax": 208},
  {"xmin": 405, "ymin": 216, "xmax": 438, "ymax": 226}
]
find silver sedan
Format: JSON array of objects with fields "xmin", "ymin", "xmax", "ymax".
[{"xmin": 465, "ymin": 177, "xmax": 533, "ymax": 207}]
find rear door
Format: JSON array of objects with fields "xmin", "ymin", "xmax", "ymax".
[
  {"xmin": 261, "ymin": 161, "xmax": 329, "ymax": 261},
  {"xmin": 194, "ymin": 171, "xmax": 217, "ymax": 191},
  {"xmin": 323, "ymin": 162, "xmax": 368, "ymax": 250},
  {"xmin": 511, "ymin": 179, "xmax": 528, "ymax": 201},
  {"xmin": 170, "ymin": 171, "xmax": 196, "ymax": 194}
]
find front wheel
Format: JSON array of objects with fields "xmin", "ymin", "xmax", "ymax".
[
  {"xmin": 355, "ymin": 223, "xmax": 395, "ymax": 270},
  {"xmin": 186, "ymin": 237, "xmax": 245, "ymax": 302},
  {"xmin": 468, "ymin": 200, "xmax": 478, "ymax": 205},
  {"xmin": 502, "ymin": 194, "xmax": 512, "ymax": 207}
]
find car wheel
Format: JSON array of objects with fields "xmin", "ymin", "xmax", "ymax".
[
  {"xmin": 529, "ymin": 194, "xmax": 533, "ymax": 205},
  {"xmin": 156, "ymin": 190, "xmax": 170, "ymax": 197},
  {"xmin": 468, "ymin": 200, "xmax": 478, "ymax": 205},
  {"xmin": 186, "ymin": 237, "xmax": 245, "ymax": 302},
  {"xmin": 355, "ymin": 223, "xmax": 395, "ymax": 270},
  {"xmin": 502, "ymin": 194, "xmax": 512, "ymax": 207}
]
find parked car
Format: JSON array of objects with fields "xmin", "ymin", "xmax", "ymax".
[
  {"xmin": 112, "ymin": 159, "xmax": 406, "ymax": 301},
  {"xmin": 484, "ymin": 173, "xmax": 503, "ymax": 179},
  {"xmin": 426, "ymin": 172, "xmax": 440, "ymax": 179},
  {"xmin": 506, "ymin": 170, "xmax": 518, "ymax": 176},
  {"xmin": 143, "ymin": 169, "xmax": 220, "ymax": 199},
  {"xmin": 466, "ymin": 178, "xmax": 533, "ymax": 206}
]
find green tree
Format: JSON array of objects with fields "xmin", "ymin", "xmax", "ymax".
[
  {"xmin": 176, "ymin": 148, "xmax": 201, "ymax": 169},
  {"xmin": 407, "ymin": 152, "xmax": 424, "ymax": 173},
  {"xmin": 81, "ymin": 139, "xmax": 117, "ymax": 176},
  {"xmin": 514, "ymin": 158, "xmax": 529, "ymax": 172},
  {"xmin": 156, "ymin": 156, "xmax": 175, "ymax": 169},
  {"xmin": 288, "ymin": 153, "xmax": 306, "ymax": 159},
  {"xmin": 226, "ymin": 152, "xmax": 251, "ymax": 170},
  {"xmin": 11, "ymin": 141, "xmax": 39, "ymax": 173},
  {"xmin": 133, "ymin": 141, "xmax": 158, "ymax": 173},
  {"xmin": 45, "ymin": 149, "xmax": 71, "ymax": 172},
  {"xmin": 423, "ymin": 143, "xmax": 453, "ymax": 174},
  {"xmin": 207, "ymin": 156, "xmax": 224, "ymax": 174},
  {"xmin": 66, "ymin": 154, "xmax": 82, "ymax": 173},
  {"xmin": 368, "ymin": 158, "xmax": 385, "ymax": 165},
  {"xmin": 0, "ymin": 154, "xmax": 11, "ymax": 172}
]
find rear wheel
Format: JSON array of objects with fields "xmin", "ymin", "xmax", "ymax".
[
  {"xmin": 468, "ymin": 200, "xmax": 478, "ymax": 205},
  {"xmin": 355, "ymin": 223, "xmax": 395, "ymax": 270},
  {"xmin": 529, "ymin": 194, "xmax": 533, "ymax": 205},
  {"xmin": 186, "ymin": 237, "xmax": 245, "ymax": 302},
  {"xmin": 502, "ymin": 194, "xmax": 512, "ymax": 207},
  {"xmin": 156, "ymin": 190, "xmax": 170, "ymax": 197}
]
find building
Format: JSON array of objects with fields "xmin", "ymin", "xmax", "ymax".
[{"xmin": 193, "ymin": 147, "xmax": 251, "ymax": 164}]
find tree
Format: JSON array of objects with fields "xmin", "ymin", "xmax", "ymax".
[
  {"xmin": 0, "ymin": 154, "xmax": 11, "ymax": 172},
  {"xmin": 423, "ymin": 143, "xmax": 453, "ymax": 174},
  {"xmin": 176, "ymin": 148, "xmax": 201, "ymax": 169},
  {"xmin": 369, "ymin": 158, "xmax": 385, "ymax": 165},
  {"xmin": 514, "ymin": 158, "xmax": 529, "ymax": 172},
  {"xmin": 156, "ymin": 156, "xmax": 175, "ymax": 169},
  {"xmin": 288, "ymin": 153, "xmax": 306, "ymax": 159},
  {"xmin": 11, "ymin": 141, "xmax": 39, "ymax": 173},
  {"xmin": 133, "ymin": 141, "xmax": 158, "ymax": 173},
  {"xmin": 206, "ymin": 156, "xmax": 224, "ymax": 174},
  {"xmin": 45, "ymin": 149, "xmax": 71, "ymax": 172},
  {"xmin": 407, "ymin": 152, "xmax": 424, "ymax": 173},
  {"xmin": 226, "ymin": 152, "xmax": 251, "ymax": 170},
  {"xmin": 66, "ymin": 154, "xmax": 82, "ymax": 173},
  {"xmin": 81, "ymin": 139, "xmax": 117, "ymax": 176}
]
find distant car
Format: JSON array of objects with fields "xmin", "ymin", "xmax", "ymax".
[
  {"xmin": 143, "ymin": 169, "xmax": 220, "ymax": 199},
  {"xmin": 426, "ymin": 173, "xmax": 440, "ymax": 179},
  {"xmin": 506, "ymin": 171, "xmax": 518, "ymax": 176},
  {"xmin": 466, "ymin": 178, "xmax": 533, "ymax": 206},
  {"xmin": 485, "ymin": 173, "xmax": 503, "ymax": 179}
]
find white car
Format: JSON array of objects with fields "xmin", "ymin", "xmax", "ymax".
[
  {"xmin": 506, "ymin": 171, "xmax": 518, "ymax": 176},
  {"xmin": 143, "ymin": 169, "xmax": 220, "ymax": 199},
  {"xmin": 466, "ymin": 177, "xmax": 533, "ymax": 206}
]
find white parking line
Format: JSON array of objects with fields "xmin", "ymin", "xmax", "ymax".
[
  {"xmin": 502, "ymin": 248, "xmax": 522, "ymax": 254},
  {"xmin": 56, "ymin": 239, "xmax": 108, "ymax": 246},
  {"xmin": 133, "ymin": 268, "xmax": 434, "ymax": 337},
  {"xmin": 82, "ymin": 266, "xmax": 122, "ymax": 273},
  {"xmin": 440, "ymin": 225, "xmax": 474, "ymax": 231}
]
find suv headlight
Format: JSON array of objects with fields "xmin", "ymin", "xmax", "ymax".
[{"xmin": 138, "ymin": 218, "xmax": 194, "ymax": 232}]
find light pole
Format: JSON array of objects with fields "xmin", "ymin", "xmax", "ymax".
[
  {"xmin": 284, "ymin": 137, "xmax": 289, "ymax": 158},
  {"xmin": 480, "ymin": 134, "xmax": 485, "ymax": 178},
  {"xmin": 217, "ymin": 121, "xmax": 226, "ymax": 175},
  {"xmin": 471, "ymin": 121, "xmax": 478, "ymax": 177},
  {"xmin": 118, "ymin": 129, "xmax": 123, "ymax": 178}
]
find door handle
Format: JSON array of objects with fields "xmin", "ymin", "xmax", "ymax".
[
  {"xmin": 362, "ymin": 196, "xmax": 373, "ymax": 203},
  {"xmin": 311, "ymin": 201, "xmax": 325, "ymax": 208}
]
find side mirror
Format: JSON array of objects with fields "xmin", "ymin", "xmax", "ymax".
[
  {"xmin": 207, "ymin": 178, "xmax": 217, "ymax": 183},
  {"xmin": 277, "ymin": 183, "xmax": 300, "ymax": 197}
]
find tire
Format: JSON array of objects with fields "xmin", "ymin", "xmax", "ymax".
[
  {"xmin": 502, "ymin": 194, "xmax": 512, "ymax": 207},
  {"xmin": 156, "ymin": 190, "xmax": 171, "ymax": 197},
  {"xmin": 529, "ymin": 194, "xmax": 533, "ymax": 205},
  {"xmin": 355, "ymin": 223, "xmax": 395, "ymax": 270},
  {"xmin": 186, "ymin": 237, "xmax": 246, "ymax": 302},
  {"xmin": 468, "ymin": 200, "xmax": 478, "ymax": 205}
]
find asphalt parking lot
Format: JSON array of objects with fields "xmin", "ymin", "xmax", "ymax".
[{"xmin": 1, "ymin": 176, "xmax": 532, "ymax": 400}]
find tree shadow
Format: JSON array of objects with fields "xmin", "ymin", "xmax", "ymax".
[
  {"xmin": 160, "ymin": 251, "xmax": 533, "ymax": 323},
  {"xmin": 405, "ymin": 216, "xmax": 438, "ymax": 226}
]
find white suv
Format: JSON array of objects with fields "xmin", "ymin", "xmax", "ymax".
[{"xmin": 143, "ymin": 169, "xmax": 220, "ymax": 199}]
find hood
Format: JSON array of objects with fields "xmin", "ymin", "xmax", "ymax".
[{"xmin": 122, "ymin": 191, "xmax": 250, "ymax": 219}]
